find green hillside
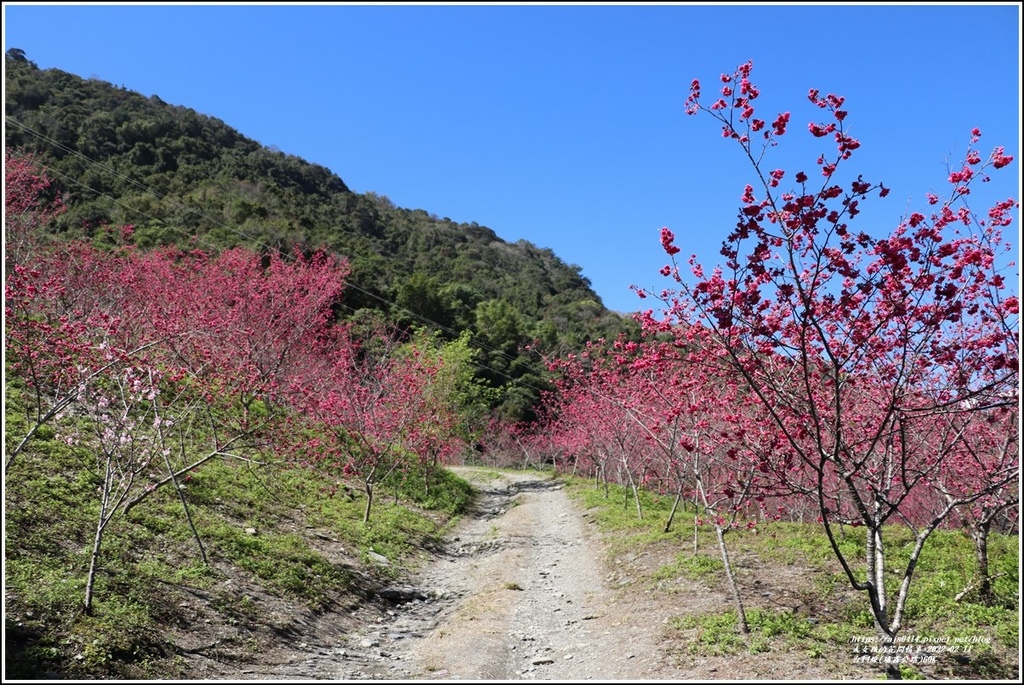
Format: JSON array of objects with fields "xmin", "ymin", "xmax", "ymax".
[{"xmin": 4, "ymin": 51, "xmax": 639, "ymax": 422}]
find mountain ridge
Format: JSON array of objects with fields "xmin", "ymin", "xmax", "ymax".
[{"xmin": 4, "ymin": 51, "xmax": 640, "ymax": 421}]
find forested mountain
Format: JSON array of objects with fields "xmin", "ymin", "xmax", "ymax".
[{"xmin": 4, "ymin": 51, "xmax": 639, "ymax": 421}]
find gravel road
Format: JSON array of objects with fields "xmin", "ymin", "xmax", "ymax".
[{"xmin": 332, "ymin": 467, "xmax": 681, "ymax": 681}]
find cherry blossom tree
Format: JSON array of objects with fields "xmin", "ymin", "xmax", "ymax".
[
  {"xmin": 60, "ymin": 363, "xmax": 215, "ymax": 614},
  {"xmin": 938, "ymin": 404, "xmax": 1019, "ymax": 604},
  {"xmin": 545, "ymin": 330, "xmax": 797, "ymax": 634},
  {"xmin": 479, "ymin": 417, "xmax": 552, "ymax": 471},
  {"xmin": 6, "ymin": 160, "xmax": 357, "ymax": 608},
  {"xmin": 289, "ymin": 323, "xmax": 444, "ymax": 523},
  {"xmin": 543, "ymin": 341, "xmax": 659, "ymax": 517},
  {"xmin": 643, "ymin": 60, "xmax": 1018, "ymax": 652},
  {"xmin": 4, "ymin": 166, "xmax": 158, "ymax": 473},
  {"xmin": 4, "ymin": 149, "xmax": 64, "ymax": 271}
]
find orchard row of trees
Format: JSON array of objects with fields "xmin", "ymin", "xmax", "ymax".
[
  {"xmin": 521, "ymin": 62, "xmax": 1018, "ymax": 666},
  {"xmin": 5, "ymin": 149, "xmax": 497, "ymax": 613}
]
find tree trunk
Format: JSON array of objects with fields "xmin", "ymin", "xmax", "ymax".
[
  {"xmin": 972, "ymin": 520, "xmax": 994, "ymax": 604},
  {"xmin": 85, "ymin": 464, "xmax": 115, "ymax": 615},
  {"xmin": 84, "ymin": 519, "xmax": 106, "ymax": 615},
  {"xmin": 363, "ymin": 481, "xmax": 374, "ymax": 524},
  {"xmin": 873, "ymin": 526, "xmax": 886, "ymax": 617},
  {"xmin": 424, "ymin": 456, "xmax": 434, "ymax": 497},
  {"xmin": 164, "ymin": 448, "xmax": 208, "ymax": 565},
  {"xmin": 878, "ymin": 631, "xmax": 903, "ymax": 679},
  {"xmin": 861, "ymin": 521, "xmax": 897, "ymax": 650},
  {"xmin": 692, "ymin": 492, "xmax": 701, "ymax": 555},
  {"xmin": 622, "ymin": 462, "xmax": 644, "ymax": 520},
  {"xmin": 664, "ymin": 489, "xmax": 683, "ymax": 534},
  {"xmin": 714, "ymin": 524, "xmax": 748, "ymax": 634}
]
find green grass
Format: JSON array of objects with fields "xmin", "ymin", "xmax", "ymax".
[
  {"xmin": 669, "ymin": 607, "xmax": 828, "ymax": 657},
  {"xmin": 654, "ymin": 552, "xmax": 724, "ymax": 584},
  {"xmin": 564, "ymin": 475, "xmax": 1018, "ymax": 677},
  {"xmin": 672, "ymin": 605, "xmax": 851, "ymax": 658},
  {"xmin": 565, "ymin": 476, "xmax": 720, "ymax": 559},
  {"xmin": 669, "ymin": 610, "xmax": 749, "ymax": 656},
  {"xmin": 4, "ymin": 382, "xmax": 476, "ymax": 679}
]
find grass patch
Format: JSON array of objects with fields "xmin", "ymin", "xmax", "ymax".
[
  {"xmin": 670, "ymin": 607, "xmax": 854, "ymax": 659},
  {"xmin": 669, "ymin": 610, "xmax": 748, "ymax": 656},
  {"xmin": 4, "ymin": 382, "xmax": 476, "ymax": 678},
  {"xmin": 564, "ymin": 476, "xmax": 718, "ymax": 559},
  {"xmin": 654, "ymin": 552, "xmax": 724, "ymax": 584},
  {"xmin": 565, "ymin": 474, "xmax": 1018, "ymax": 678}
]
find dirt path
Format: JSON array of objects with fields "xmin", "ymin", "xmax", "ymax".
[
  {"xmin": 394, "ymin": 467, "xmax": 679, "ymax": 680},
  {"xmin": 178, "ymin": 467, "xmax": 1016, "ymax": 681},
  {"xmin": 325, "ymin": 467, "xmax": 684, "ymax": 680}
]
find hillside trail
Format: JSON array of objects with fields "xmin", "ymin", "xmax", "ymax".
[
  {"xmin": 178, "ymin": 467, "xmax": 1004, "ymax": 682},
  {"xmin": 327, "ymin": 466, "xmax": 686, "ymax": 680},
  {"xmin": 185, "ymin": 466, "xmax": 882, "ymax": 681}
]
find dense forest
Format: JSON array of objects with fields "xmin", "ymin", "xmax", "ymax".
[{"xmin": 4, "ymin": 50, "xmax": 639, "ymax": 422}]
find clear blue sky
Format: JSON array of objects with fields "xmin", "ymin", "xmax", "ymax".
[{"xmin": 4, "ymin": 2, "xmax": 1021, "ymax": 313}]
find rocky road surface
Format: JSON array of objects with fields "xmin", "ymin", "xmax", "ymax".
[{"xmin": 298, "ymin": 467, "xmax": 681, "ymax": 680}]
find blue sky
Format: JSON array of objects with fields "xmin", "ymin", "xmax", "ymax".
[{"xmin": 3, "ymin": 2, "xmax": 1021, "ymax": 314}]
